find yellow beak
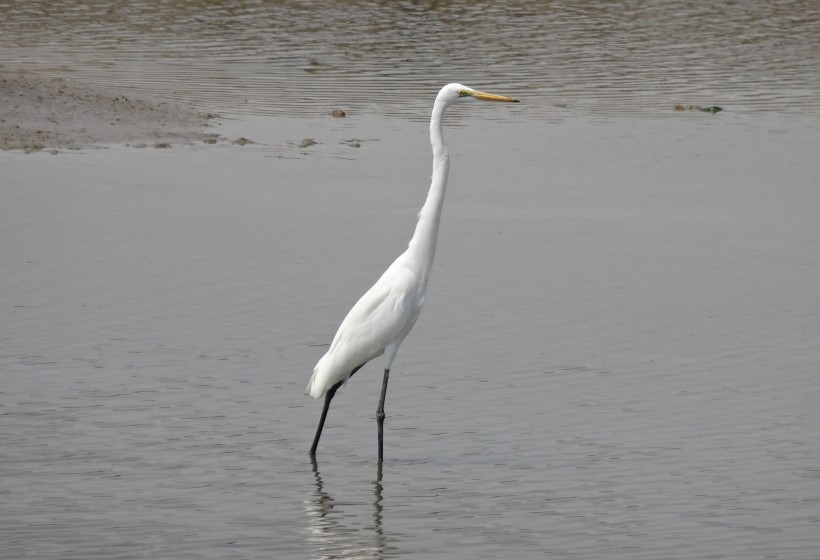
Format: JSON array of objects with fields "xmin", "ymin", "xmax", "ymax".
[{"xmin": 469, "ymin": 90, "xmax": 519, "ymax": 103}]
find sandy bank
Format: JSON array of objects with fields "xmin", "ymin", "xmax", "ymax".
[{"xmin": 0, "ymin": 72, "xmax": 218, "ymax": 153}]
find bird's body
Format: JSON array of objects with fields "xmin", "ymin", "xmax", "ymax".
[
  {"xmin": 307, "ymin": 83, "xmax": 518, "ymax": 463},
  {"xmin": 306, "ymin": 253, "xmax": 426, "ymax": 399}
]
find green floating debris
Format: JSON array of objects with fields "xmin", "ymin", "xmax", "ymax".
[{"xmin": 700, "ymin": 106, "xmax": 722, "ymax": 114}]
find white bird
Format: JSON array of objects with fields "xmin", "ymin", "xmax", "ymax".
[{"xmin": 307, "ymin": 83, "xmax": 518, "ymax": 463}]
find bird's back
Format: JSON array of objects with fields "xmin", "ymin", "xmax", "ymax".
[{"xmin": 306, "ymin": 253, "xmax": 426, "ymax": 399}]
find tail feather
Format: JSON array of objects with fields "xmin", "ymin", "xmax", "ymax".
[{"xmin": 306, "ymin": 354, "xmax": 332, "ymax": 399}]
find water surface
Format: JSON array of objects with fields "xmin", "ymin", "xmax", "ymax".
[
  {"xmin": 2, "ymin": 2, "xmax": 820, "ymax": 559},
  {"xmin": 2, "ymin": 0, "xmax": 819, "ymax": 119}
]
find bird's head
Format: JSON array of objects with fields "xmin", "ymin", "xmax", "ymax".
[{"xmin": 437, "ymin": 83, "xmax": 519, "ymax": 106}]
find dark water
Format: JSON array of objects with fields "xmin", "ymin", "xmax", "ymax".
[
  {"xmin": 2, "ymin": 2, "xmax": 820, "ymax": 559},
  {"xmin": 2, "ymin": 0, "xmax": 820, "ymax": 119}
]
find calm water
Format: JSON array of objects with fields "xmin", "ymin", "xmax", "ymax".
[
  {"xmin": 2, "ymin": 1, "xmax": 820, "ymax": 559},
  {"xmin": 2, "ymin": 0, "xmax": 820, "ymax": 119}
]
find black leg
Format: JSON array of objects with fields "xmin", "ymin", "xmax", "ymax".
[
  {"xmin": 377, "ymin": 368, "xmax": 390, "ymax": 464},
  {"xmin": 309, "ymin": 379, "xmax": 343, "ymax": 457},
  {"xmin": 308, "ymin": 363, "xmax": 366, "ymax": 459}
]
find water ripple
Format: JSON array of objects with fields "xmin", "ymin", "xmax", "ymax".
[{"xmin": 1, "ymin": 0, "xmax": 819, "ymax": 119}]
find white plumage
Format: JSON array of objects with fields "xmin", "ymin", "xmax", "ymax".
[
  {"xmin": 306, "ymin": 259, "xmax": 424, "ymax": 399},
  {"xmin": 307, "ymin": 83, "xmax": 518, "ymax": 463}
]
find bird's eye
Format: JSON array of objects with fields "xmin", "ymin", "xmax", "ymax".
[{"xmin": 458, "ymin": 90, "xmax": 468, "ymax": 97}]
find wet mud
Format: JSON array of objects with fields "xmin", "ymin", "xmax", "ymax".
[{"xmin": 0, "ymin": 72, "xmax": 216, "ymax": 152}]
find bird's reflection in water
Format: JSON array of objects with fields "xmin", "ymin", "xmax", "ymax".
[{"xmin": 304, "ymin": 458, "xmax": 391, "ymax": 559}]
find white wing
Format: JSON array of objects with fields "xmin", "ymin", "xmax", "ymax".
[{"xmin": 307, "ymin": 255, "xmax": 424, "ymax": 398}]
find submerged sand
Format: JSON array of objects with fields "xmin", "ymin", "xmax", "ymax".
[{"xmin": 0, "ymin": 72, "xmax": 217, "ymax": 152}]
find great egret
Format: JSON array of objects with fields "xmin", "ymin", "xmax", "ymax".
[{"xmin": 307, "ymin": 83, "xmax": 518, "ymax": 463}]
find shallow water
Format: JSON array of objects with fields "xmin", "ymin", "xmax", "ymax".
[
  {"xmin": 3, "ymin": 2, "xmax": 820, "ymax": 559},
  {"xmin": 2, "ymin": 0, "xmax": 820, "ymax": 119}
]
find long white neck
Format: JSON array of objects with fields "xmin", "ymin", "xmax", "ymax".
[{"xmin": 406, "ymin": 97, "xmax": 450, "ymax": 279}]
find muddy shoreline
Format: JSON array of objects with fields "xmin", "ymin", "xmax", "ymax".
[{"xmin": 0, "ymin": 72, "xmax": 218, "ymax": 152}]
